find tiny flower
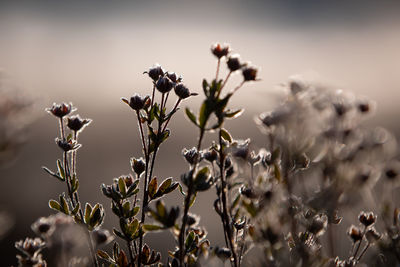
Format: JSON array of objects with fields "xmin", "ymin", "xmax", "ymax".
[
  {"xmin": 227, "ymin": 54, "xmax": 242, "ymax": 72},
  {"xmin": 67, "ymin": 115, "xmax": 92, "ymax": 132},
  {"xmin": 358, "ymin": 211, "xmax": 376, "ymax": 227},
  {"xmin": 122, "ymin": 94, "xmax": 149, "ymax": 111},
  {"xmin": 242, "ymin": 66, "xmax": 258, "ymax": 81},
  {"xmin": 365, "ymin": 227, "xmax": 381, "ymax": 243},
  {"xmin": 46, "ymin": 102, "xmax": 75, "ymax": 118},
  {"xmin": 55, "ymin": 138, "xmax": 80, "ymax": 152},
  {"xmin": 131, "ymin": 157, "xmax": 146, "ymax": 176},
  {"xmin": 308, "ymin": 214, "xmax": 328, "ymax": 237},
  {"xmin": 155, "ymin": 76, "xmax": 174, "ymax": 93},
  {"xmin": 144, "ymin": 64, "xmax": 164, "ymax": 81},
  {"xmin": 231, "ymin": 140, "xmax": 250, "ymax": 160},
  {"xmin": 347, "ymin": 225, "xmax": 363, "ymax": 242},
  {"xmin": 211, "ymin": 43, "xmax": 230, "ymax": 59}
]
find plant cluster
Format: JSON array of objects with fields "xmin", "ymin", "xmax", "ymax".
[{"xmin": 13, "ymin": 43, "xmax": 400, "ymax": 267}]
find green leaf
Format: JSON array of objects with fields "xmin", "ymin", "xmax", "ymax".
[
  {"xmin": 121, "ymin": 98, "xmax": 130, "ymax": 105},
  {"xmin": 202, "ymin": 79, "xmax": 209, "ymax": 96},
  {"xmin": 160, "ymin": 129, "xmax": 170, "ymax": 143},
  {"xmin": 156, "ymin": 200, "xmax": 166, "ymax": 219},
  {"xmin": 185, "ymin": 231, "xmax": 196, "ymax": 251},
  {"xmin": 57, "ymin": 159, "xmax": 65, "ymax": 180},
  {"xmin": 67, "ymin": 133, "xmax": 73, "ymax": 141},
  {"xmin": 122, "ymin": 201, "xmax": 130, "ymax": 217},
  {"xmin": 130, "ymin": 206, "xmax": 140, "ymax": 217},
  {"xmin": 224, "ymin": 109, "xmax": 244, "ymax": 119},
  {"xmin": 49, "ymin": 199, "xmax": 61, "ymax": 211},
  {"xmin": 59, "ymin": 194, "xmax": 69, "ymax": 215},
  {"xmin": 198, "ymin": 102, "xmax": 208, "ymax": 129},
  {"xmin": 178, "ymin": 184, "xmax": 186, "ymax": 196},
  {"xmin": 220, "ymin": 128, "xmax": 232, "ymax": 143},
  {"xmin": 189, "ymin": 192, "xmax": 197, "ymax": 208},
  {"xmin": 242, "ymin": 200, "xmax": 257, "ymax": 217},
  {"xmin": 185, "ymin": 108, "xmax": 198, "ymax": 126},
  {"xmin": 118, "ymin": 177, "xmax": 127, "ymax": 196},
  {"xmin": 274, "ymin": 163, "xmax": 281, "ymax": 182},
  {"xmin": 148, "ymin": 177, "xmax": 158, "ymax": 199},
  {"xmin": 158, "ymin": 178, "xmax": 172, "ymax": 194},
  {"xmin": 97, "ymin": 250, "xmax": 112, "ymax": 261},
  {"xmin": 42, "ymin": 166, "xmax": 64, "ymax": 182},
  {"xmin": 143, "ymin": 224, "xmax": 163, "ymax": 231},
  {"xmin": 71, "ymin": 202, "xmax": 80, "ymax": 215},
  {"xmin": 84, "ymin": 203, "xmax": 92, "ymax": 224},
  {"xmin": 113, "ymin": 228, "xmax": 127, "ymax": 241}
]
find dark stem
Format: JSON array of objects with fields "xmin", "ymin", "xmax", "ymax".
[
  {"xmin": 216, "ymin": 58, "xmax": 221, "ymax": 81},
  {"xmin": 136, "ymin": 110, "xmax": 148, "ymax": 159},
  {"xmin": 218, "ymin": 129, "xmax": 239, "ymax": 267},
  {"xmin": 217, "ymin": 71, "xmax": 232, "ymax": 98},
  {"xmin": 178, "ymin": 129, "xmax": 205, "ymax": 267},
  {"xmin": 151, "ymin": 84, "xmax": 155, "ymax": 108},
  {"xmin": 356, "ymin": 243, "xmax": 370, "ymax": 262},
  {"xmin": 353, "ymin": 226, "xmax": 366, "ymax": 259},
  {"xmin": 162, "ymin": 98, "xmax": 181, "ymax": 133},
  {"xmin": 59, "ymin": 118, "xmax": 66, "ymax": 140},
  {"xmin": 232, "ymin": 81, "xmax": 245, "ymax": 94},
  {"xmin": 117, "ymin": 201, "xmax": 136, "ymax": 265}
]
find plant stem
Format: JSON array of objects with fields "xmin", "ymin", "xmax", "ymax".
[
  {"xmin": 218, "ymin": 129, "xmax": 238, "ymax": 267},
  {"xmin": 162, "ymin": 98, "xmax": 181, "ymax": 133},
  {"xmin": 217, "ymin": 71, "xmax": 232, "ymax": 98},
  {"xmin": 353, "ymin": 226, "xmax": 366, "ymax": 258},
  {"xmin": 136, "ymin": 111, "xmax": 148, "ymax": 159},
  {"xmin": 216, "ymin": 58, "xmax": 221, "ymax": 81},
  {"xmin": 179, "ymin": 128, "xmax": 205, "ymax": 267},
  {"xmin": 356, "ymin": 243, "xmax": 370, "ymax": 262}
]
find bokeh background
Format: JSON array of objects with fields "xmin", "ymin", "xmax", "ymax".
[{"xmin": 1, "ymin": 0, "xmax": 400, "ymax": 265}]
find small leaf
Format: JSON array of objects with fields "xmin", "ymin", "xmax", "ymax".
[
  {"xmin": 97, "ymin": 250, "xmax": 112, "ymax": 261},
  {"xmin": 42, "ymin": 166, "xmax": 64, "ymax": 181},
  {"xmin": 84, "ymin": 203, "xmax": 92, "ymax": 224},
  {"xmin": 202, "ymin": 79, "xmax": 209, "ymax": 96},
  {"xmin": 49, "ymin": 200, "xmax": 61, "ymax": 211},
  {"xmin": 242, "ymin": 200, "xmax": 257, "ymax": 217},
  {"xmin": 274, "ymin": 163, "xmax": 281, "ymax": 182},
  {"xmin": 189, "ymin": 192, "xmax": 197, "ymax": 208},
  {"xmin": 185, "ymin": 108, "xmax": 198, "ymax": 126},
  {"xmin": 118, "ymin": 177, "xmax": 127, "ymax": 196},
  {"xmin": 59, "ymin": 194, "xmax": 69, "ymax": 215},
  {"xmin": 113, "ymin": 228, "xmax": 127, "ymax": 241},
  {"xmin": 158, "ymin": 178, "xmax": 172, "ymax": 194},
  {"xmin": 220, "ymin": 128, "xmax": 232, "ymax": 143},
  {"xmin": 121, "ymin": 98, "xmax": 129, "ymax": 105},
  {"xmin": 198, "ymin": 102, "xmax": 208, "ymax": 129},
  {"xmin": 57, "ymin": 159, "xmax": 66, "ymax": 180},
  {"xmin": 156, "ymin": 200, "xmax": 166, "ymax": 219},
  {"xmin": 224, "ymin": 109, "xmax": 244, "ymax": 119},
  {"xmin": 71, "ymin": 202, "xmax": 80, "ymax": 215},
  {"xmin": 178, "ymin": 184, "xmax": 186, "ymax": 196},
  {"xmin": 130, "ymin": 206, "xmax": 140, "ymax": 217},
  {"xmin": 148, "ymin": 177, "xmax": 158, "ymax": 199}
]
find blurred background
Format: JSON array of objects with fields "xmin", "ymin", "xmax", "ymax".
[{"xmin": 1, "ymin": 0, "xmax": 400, "ymax": 265}]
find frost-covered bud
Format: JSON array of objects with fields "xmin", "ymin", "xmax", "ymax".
[
  {"xmin": 242, "ymin": 66, "xmax": 258, "ymax": 81},
  {"xmin": 227, "ymin": 54, "xmax": 242, "ymax": 71},
  {"xmin": 174, "ymin": 84, "xmax": 191, "ymax": 99},
  {"xmin": 123, "ymin": 94, "xmax": 149, "ymax": 111},
  {"xmin": 55, "ymin": 138, "xmax": 80, "ymax": 152},
  {"xmin": 204, "ymin": 149, "xmax": 218, "ymax": 163},
  {"xmin": 182, "ymin": 147, "xmax": 200, "ymax": 165},
  {"xmin": 348, "ymin": 225, "xmax": 362, "ymax": 242},
  {"xmin": 358, "ymin": 211, "xmax": 376, "ymax": 227},
  {"xmin": 67, "ymin": 115, "xmax": 92, "ymax": 132},
  {"xmin": 145, "ymin": 65, "xmax": 164, "ymax": 81},
  {"xmin": 155, "ymin": 76, "xmax": 174, "ymax": 93},
  {"xmin": 46, "ymin": 102, "xmax": 75, "ymax": 118},
  {"xmin": 211, "ymin": 43, "xmax": 230, "ymax": 59},
  {"xmin": 131, "ymin": 157, "xmax": 146, "ymax": 176}
]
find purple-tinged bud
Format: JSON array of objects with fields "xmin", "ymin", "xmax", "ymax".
[
  {"xmin": 174, "ymin": 84, "xmax": 191, "ymax": 99},
  {"xmin": 182, "ymin": 147, "xmax": 201, "ymax": 165},
  {"xmin": 211, "ymin": 43, "xmax": 230, "ymax": 59},
  {"xmin": 155, "ymin": 76, "xmax": 174, "ymax": 93},
  {"xmin": 122, "ymin": 94, "xmax": 149, "ymax": 111},
  {"xmin": 166, "ymin": 72, "xmax": 182, "ymax": 83},
  {"xmin": 55, "ymin": 138, "xmax": 80, "ymax": 152},
  {"xmin": 145, "ymin": 65, "xmax": 164, "ymax": 81},
  {"xmin": 242, "ymin": 66, "xmax": 258, "ymax": 81},
  {"xmin": 67, "ymin": 115, "xmax": 92, "ymax": 132},
  {"xmin": 204, "ymin": 149, "xmax": 218, "ymax": 162}
]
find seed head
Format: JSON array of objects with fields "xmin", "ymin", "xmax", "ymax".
[
  {"xmin": 211, "ymin": 43, "xmax": 230, "ymax": 59},
  {"xmin": 46, "ymin": 102, "xmax": 75, "ymax": 118},
  {"xmin": 227, "ymin": 54, "xmax": 242, "ymax": 72},
  {"xmin": 155, "ymin": 76, "xmax": 174, "ymax": 94},
  {"xmin": 67, "ymin": 115, "xmax": 92, "ymax": 132},
  {"xmin": 144, "ymin": 64, "xmax": 164, "ymax": 81},
  {"xmin": 242, "ymin": 65, "xmax": 258, "ymax": 81},
  {"xmin": 122, "ymin": 94, "xmax": 149, "ymax": 111}
]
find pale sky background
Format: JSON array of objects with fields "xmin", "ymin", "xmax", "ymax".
[{"xmin": 1, "ymin": 0, "xmax": 400, "ymax": 265}]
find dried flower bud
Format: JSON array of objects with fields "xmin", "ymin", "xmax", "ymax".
[
  {"xmin": 174, "ymin": 84, "xmax": 191, "ymax": 99},
  {"xmin": 123, "ymin": 94, "xmax": 149, "ymax": 111},
  {"xmin": 204, "ymin": 149, "xmax": 218, "ymax": 162},
  {"xmin": 131, "ymin": 157, "xmax": 146, "ymax": 176},
  {"xmin": 55, "ymin": 138, "xmax": 80, "ymax": 152},
  {"xmin": 166, "ymin": 72, "xmax": 182, "ymax": 83},
  {"xmin": 155, "ymin": 76, "xmax": 174, "ymax": 94},
  {"xmin": 46, "ymin": 102, "xmax": 75, "ymax": 118},
  {"xmin": 347, "ymin": 225, "xmax": 363, "ymax": 242},
  {"xmin": 182, "ymin": 147, "xmax": 200, "ymax": 165},
  {"xmin": 187, "ymin": 213, "xmax": 200, "ymax": 226},
  {"xmin": 358, "ymin": 211, "xmax": 376, "ymax": 227},
  {"xmin": 365, "ymin": 227, "xmax": 381, "ymax": 243},
  {"xmin": 227, "ymin": 55, "xmax": 242, "ymax": 71},
  {"xmin": 211, "ymin": 43, "xmax": 230, "ymax": 59},
  {"xmin": 67, "ymin": 115, "xmax": 92, "ymax": 132},
  {"xmin": 242, "ymin": 66, "xmax": 258, "ymax": 81},
  {"xmin": 145, "ymin": 65, "xmax": 164, "ymax": 81}
]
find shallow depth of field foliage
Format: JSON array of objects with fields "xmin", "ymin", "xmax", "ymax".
[{"xmin": 13, "ymin": 43, "xmax": 400, "ymax": 267}]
